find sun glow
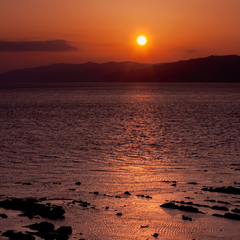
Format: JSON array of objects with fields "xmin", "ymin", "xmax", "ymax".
[{"xmin": 137, "ymin": 36, "xmax": 147, "ymax": 46}]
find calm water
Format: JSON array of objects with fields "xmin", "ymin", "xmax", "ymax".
[{"xmin": 1, "ymin": 83, "xmax": 240, "ymax": 239}]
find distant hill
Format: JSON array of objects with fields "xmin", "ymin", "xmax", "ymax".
[{"xmin": 0, "ymin": 55, "xmax": 240, "ymax": 85}]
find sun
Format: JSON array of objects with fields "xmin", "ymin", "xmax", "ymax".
[{"xmin": 137, "ymin": 36, "xmax": 147, "ymax": 46}]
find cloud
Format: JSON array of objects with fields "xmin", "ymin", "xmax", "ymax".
[
  {"xmin": 184, "ymin": 49, "xmax": 197, "ymax": 53},
  {"xmin": 0, "ymin": 40, "xmax": 78, "ymax": 52}
]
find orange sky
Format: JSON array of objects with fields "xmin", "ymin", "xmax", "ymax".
[{"xmin": 1, "ymin": 0, "xmax": 240, "ymax": 72}]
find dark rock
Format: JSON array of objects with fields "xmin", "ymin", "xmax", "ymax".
[
  {"xmin": 55, "ymin": 234, "xmax": 69, "ymax": 240},
  {"xmin": 172, "ymin": 183, "xmax": 177, "ymax": 186},
  {"xmin": 188, "ymin": 182, "xmax": 197, "ymax": 185},
  {"xmin": 25, "ymin": 221, "xmax": 55, "ymax": 232},
  {"xmin": 202, "ymin": 186, "xmax": 240, "ymax": 195},
  {"xmin": 124, "ymin": 191, "xmax": 131, "ymax": 195},
  {"xmin": 49, "ymin": 205, "xmax": 65, "ymax": 219},
  {"xmin": 217, "ymin": 200, "xmax": 230, "ymax": 204},
  {"xmin": 105, "ymin": 206, "xmax": 109, "ymax": 210},
  {"xmin": 116, "ymin": 212, "xmax": 122, "ymax": 216},
  {"xmin": 69, "ymin": 188, "xmax": 76, "ymax": 191},
  {"xmin": 23, "ymin": 182, "xmax": 31, "ymax": 185},
  {"xmin": 213, "ymin": 212, "xmax": 240, "ymax": 220},
  {"xmin": 211, "ymin": 205, "xmax": 229, "ymax": 211},
  {"xmin": 204, "ymin": 199, "xmax": 216, "ymax": 202},
  {"xmin": 145, "ymin": 195, "xmax": 152, "ymax": 199},
  {"xmin": 3, "ymin": 230, "xmax": 35, "ymax": 240},
  {"xmin": 160, "ymin": 202, "xmax": 204, "ymax": 213},
  {"xmin": 94, "ymin": 192, "xmax": 99, "ymax": 195},
  {"xmin": 39, "ymin": 197, "xmax": 47, "ymax": 201},
  {"xmin": 182, "ymin": 215, "xmax": 192, "ymax": 221},
  {"xmin": 75, "ymin": 181, "xmax": 81, "ymax": 185},
  {"xmin": 18, "ymin": 211, "xmax": 34, "ymax": 219},
  {"xmin": 0, "ymin": 198, "xmax": 65, "ymax": 219},
  {"xmin": 152, "ymin": 233, "xmax": 159, "ymax": 237},
  {"xmin": 232, "ymin": 208, "xmax": 240, "ymax": 213},
  {"xmin": 140, "ymin": 225, "xmax": 149, "ymax": 228},
  {"xmin": 56, "ymin": 226, "xmax": 72, "ymax": 234},
  {"xmin": 53, "ymin": 182, "xmax": 61, "ymax": 185},
  {"xmin": 0, "ymin": 213, "xmax": 7, "ymax": 218}
]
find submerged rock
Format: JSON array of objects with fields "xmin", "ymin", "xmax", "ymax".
[
  {"xmin": 232, "ymin": 208, "xmax": 240, "ymax": 213},
  {"xmin": 0, "ymin": 213, "xmax": 7, "ymax": 218},
  {"xmin": 213, "ymin": 212, "xmax": 240, "ymax": 220},
  {"xmin": 211, "ymin": 205, "xmax": 229, "ymax": 211},
  {"xmin": 152, "ymin": 233, "xmax": 159, "ymax": 237},
  {"xmin": 160, "ymin": 202, "xmax": 204, "ymax": 213},
  {"xmin": 0, "ymin": 198, "xmax": 65, "ymax": 219},
  {"xmin": 188, "ymin": 182, "xmax": 197, "ymax": 185},
  {"xmin": 182, "ymin": 215, "xmax": 192, "ymax": 221},
  {"xmin": 140, "ymin": 225, "xmax": 149, "ymax": 228},
  {"xmin": 25, "ymin": 221, "xmax": 55, "ymax": 232},
  {"xmin": 56, "ymin": 226, "xmax": 72, "ymax": 234},
  {"xmin": 202, "ymin": 186, "xmax": 240, "ymax": 195},
  {"xmin": 2, "ymin": 230, "xmax": 35, "ymax": 240}
]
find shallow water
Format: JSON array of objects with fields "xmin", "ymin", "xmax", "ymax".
[{"xmin": 0, "ymin": 83, "xmax": 240, "ymax": 239}]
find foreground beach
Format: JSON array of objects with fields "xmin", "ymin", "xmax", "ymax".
[{"xmin": 1, "ymin": 83, "xmax": 240, "ymax": 239}]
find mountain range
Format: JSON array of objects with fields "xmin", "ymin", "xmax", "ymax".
[{"xmin": 0, "ymin": 55, "xmax": 240, "ymax": 85}]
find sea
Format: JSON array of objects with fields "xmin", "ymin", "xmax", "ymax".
[{"xmin": 0, "ymin": 82, "xmax": 240, "ymax": 240}]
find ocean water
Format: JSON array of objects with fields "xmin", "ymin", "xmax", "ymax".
[{"xmin": 0, "ymin": 82, "xmax": 240, "ymax": 239}]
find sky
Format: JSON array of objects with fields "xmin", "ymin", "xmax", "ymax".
[{"xmin": 0, "ymin": 0, "xmax": 240, "ymax": 73}]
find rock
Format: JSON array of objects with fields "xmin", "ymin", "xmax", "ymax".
[
  {"xmin": 53, "ymin": 182, "xmax": 61, "ymax": 185},
  {"xmin": 0, "ymin": 198, "xmax": 65, "ymax": 219},
  {"xmin": 152, "ymin": 233, "xmax": 159, "ymax": 237},
  {"xmin": 145, "ymin": 195, "xmax": 152, "ymax": 199},
  {"xmin": 75, "ymin": 181, "xmax": 81, "ymax": 185},
  {"xmin": 124, "ymin": 191, "xmax": 131, "ymax": 195},
  {"xmin": 25, "ymin": 221, "xmax": 55, "ymax": 232},
  {"xmin": 105, "ymin": 206, "xmax": 109, "ymax": 210},
  {"xmin": 18, "ymin": 211, "xmax": 34, "ymax": 219},
  {"xmin": 188, "ymin": 182, "xmax": 197, "ymax": 185},
  {"xmin": 49, "ymin": 205, "xmax": 65, "ymax": 219},
  {"xmin": 160, "ymin": 202, "xmax": 204, "ymax": 213},
  {"xmin": 232, "ymin": 208, "xmax": 240, "ymax": 213},
  {"xmin": 202, "ymin": 186, "xmax": 240, "ymax": 195},
  {"xmin": 213, "ymin": 212, "xmax": 240, "ymax": 220},
  {"xmin": 0, "ymin": 213, "xmax": 8, "ymax": 218},
  {"xmin": 68, "ymin": 188, "xmax": 76, "ymax": 191},
  {"xmin": 211, "ymin": 205, "xmax": 229, "ymax": 211},
  {"xmin": 204, "ymin": 199, "xmax": 216, "ymax": 202},
  {"xmin": 94, "ymin": 192, "xmax": 99, "ymax": 195},
  {"xmin": 3, "ymin": 230, "xmax": 35, "ymax": 240},
  {"xmin": 56, "ymin": 226, "xmax": 72, "ymax": 234},
  {"xmin": 182, "ymin": 215, "xmax": 192, "ymax": 221},
  {"xmin": 217, "ymin": 200, "xmax": 230, "ymax": 204},
  {"xmin": 116, "ymin": 212, "xmax": 122, "ymax": 216}
]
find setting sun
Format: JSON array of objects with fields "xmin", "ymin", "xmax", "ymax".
[{"xmin": 137, "ymin": 36, "xmax": 147, "ymax": 46}]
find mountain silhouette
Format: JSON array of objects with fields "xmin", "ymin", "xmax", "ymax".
[{"xmin": 0, "ymin": 55, "xmax": 240, "ymax": 85}]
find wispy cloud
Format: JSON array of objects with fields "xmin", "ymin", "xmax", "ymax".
[
  {"xmin": 184, "ymin": 49, "xmax": 197, "ymax": 53},
  {"xmin": 0, "ymin": 40, "xmax": 78, "ymax": 52}
]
